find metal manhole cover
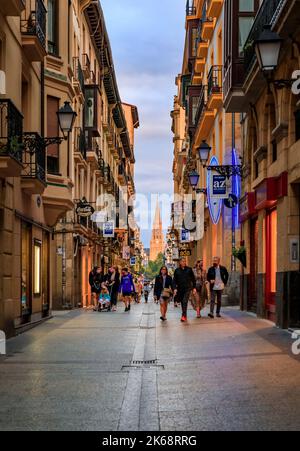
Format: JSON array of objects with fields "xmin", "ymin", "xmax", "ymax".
[{"xmin": 122, "ymin": 359, "xmax": 165, "ymax": 370}]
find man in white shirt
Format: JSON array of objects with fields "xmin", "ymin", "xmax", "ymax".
[{"xmin": 207, "ymin": 257, "xmax": 229, "ymax": 319}]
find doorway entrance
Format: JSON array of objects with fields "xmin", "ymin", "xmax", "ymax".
[
  {"xmin": 249, "ymin": 217, "xmax": 258, "ymax": 313},
  {"xmin": 266, "ymin": 209, "xmax": 277, "ymax": 322}
]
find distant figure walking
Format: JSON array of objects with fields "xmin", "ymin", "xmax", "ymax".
[
  {"xmin": 89, "ymin": 266, "xmax": 103, "ymax": 311},
  {"xmin": 192, "ymin": 260, "xmax": 207, "ymax": 319},
  {"xmin": 207, "ymin": 257, "xmax": 229, "ymax": 319},
  {"xmin": 173, "ymin": 258, "xmax": 196, "ymax": 323},
  {"xmin": 154, "ymin": 266, "xmax": 173, "ymax": 322},
  {"xmin": 119, "ymin": 268, "xmax": 136, "ymax": 312}
]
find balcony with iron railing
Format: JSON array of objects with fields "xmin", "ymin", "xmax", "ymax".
[
  {"xmin": 200, "ymin": 2, "xmax": 214, "ymax": 41},
  {"xmin": 72, "ymin": 57, "xmax": 85, "ymax": 97},
  {"xmin": 186, "ymin": 0, "xmax": 196, "ymax": 16},
  {"xmin": 207, "ymin": 65, "xmax": 223, "ymax": 109},
  {"xmin": 194, "ymin": 85, "xmax": 215, "ymax": 144},
  {"xmin": 82, "ymin": 53, "xmax": 91, "ymax": 80},
  {"xmin": 207, "ymin": 0, "xmax": 223, "ymax": 19},
  {"xmin": 0, "ymin": 99, "xmax": 23, "ymax": 177},
  {"xmin": 74, "ymin": 127, "xmax": 87, "ymax": 161},
  {"xmin": 244, "ymin": 0, "xmax": 283, "ymax": 75},
  {"xmin": 21, "ymin": 132, "xmax": 47, "ymax": 194},
  {"xmin": 21, "ymin": 0, "xmax": 47, "ymax": 62}
]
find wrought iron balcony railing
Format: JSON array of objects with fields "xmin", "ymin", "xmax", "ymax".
[
  {"xmin": 186, "ymin": 0, "xmax": 196, "ymax": 16},
  {"xmin": 22, "ymin": 133, "xmax": 46, "ymax": 184},
  {"xmin": 0, "ymin": 99, "xmax": 23, "ymax": 163},
  {"xmin": 73, "ymin": 57, "xmax": 85, "ymax": 94},
  {"xmin": 21, "ymin": 0, "xmax": 46, "ymax": 49},
  {"xmin": 195, "ymin": 85, "xmax": 208, "ymax": 126},
  {"xmin": 244, "ymin": 0, "xmax": 283, "ymax": 74},
  {"xmin": 74, "ymin": 127, "xmax": 87, "ymax": 159},
  {"xmin": 208, "ymin": 65, "xmax": 223, "ymax": 97}
]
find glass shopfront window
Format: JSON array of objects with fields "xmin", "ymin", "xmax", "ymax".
[{"xmin": 34, "ymin": 241, "xmax": 41, "ymax": 296}]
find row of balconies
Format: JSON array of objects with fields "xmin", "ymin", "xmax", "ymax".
[
  {"xmin": 0, "ymin": 99, "xmax": 46, "ymax": 194},
  {"xmin": 0, "ymin": 100, "xmax": 128, "ymax": 197}
]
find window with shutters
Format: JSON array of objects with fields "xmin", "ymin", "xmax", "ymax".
[{"xmin": 47, "ymin": 96, "xmax": 60, "ymax": 174}]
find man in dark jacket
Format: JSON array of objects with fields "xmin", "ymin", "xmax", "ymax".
[
  {"xmin": 173, "ymin": 258, "xmax": 196, "ymax": 322},
  {"xmin": 207, "ymin": 257, "xmax": 229, "ymax": 318}
]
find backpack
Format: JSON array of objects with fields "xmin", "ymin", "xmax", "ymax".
[{"xmin": 122, "ymin": 275, "xmax": 133, "ymax": 293}]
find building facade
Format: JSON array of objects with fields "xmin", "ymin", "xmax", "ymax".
[
  {"xmin": 223, "ymin": 0, "xmax": 300, "ymax": 328},
  {"xmin": 171, "ymin": 0, "xmax": 242, "ymax": 303},
  {"xmin": 0, "ymin": 0, "xmax": 139, "ymax": 336}
]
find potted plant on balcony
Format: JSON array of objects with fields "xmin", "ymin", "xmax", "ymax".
[{"xmin": 233, "ymin": 246, "xmax": 247, "ymax": 268}]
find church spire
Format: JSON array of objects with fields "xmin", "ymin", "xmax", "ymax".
[{"xmin": 149, "ymin": 200, "xmax": 165, "ymax": 262}]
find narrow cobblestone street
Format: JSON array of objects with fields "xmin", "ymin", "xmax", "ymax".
[{"xmin": 0, "ymin": 300, "xmax": 299, "ymax": 432}]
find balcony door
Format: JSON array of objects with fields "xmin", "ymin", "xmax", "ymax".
[{"xmin": 266, "ymin": 208, "xmax": 277, "ymax": 322}]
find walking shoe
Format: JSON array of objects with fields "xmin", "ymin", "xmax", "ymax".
[
  {"xmin": 216, "ymin": 313, "xmax": 222, "ymax": 318},
  {"xmin": 208, "ymin": 313, "xmax": 214, "ymax": 319},
  {"xmin": 128, "ymin": 304, "xmax": 131, "ymax": 311},
  {"xmin": 196, "ymin": 309, "xmax": 201, "ymax": 319},
  {"xmin": 181, "ymin": 316, "xmax": 187, "ymax": 322},
  {"xmin": 160, "ymin": 316, "xmax": 167, "ymax": 322},
  {"xmin": 125, "ymin": 306, "xmax": 128, "ymax": 312}
]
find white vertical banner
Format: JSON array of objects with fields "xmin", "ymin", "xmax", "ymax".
[{"xmin": 195, "ymin": 193, "xmax": 205, "ymax": 241}]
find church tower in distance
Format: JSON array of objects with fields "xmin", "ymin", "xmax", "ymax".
[{"xmin": 150, "ymin": 201, "xmax": 165, "ymax": 262}]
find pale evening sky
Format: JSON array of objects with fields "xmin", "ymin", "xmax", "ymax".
[{"xmin": 101, "ymin": 0, "xmax": 186, "ymax": 247}]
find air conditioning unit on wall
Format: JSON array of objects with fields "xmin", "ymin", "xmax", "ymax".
[{"xmin": 0, "ymin": 71, "xmax": 6, "ymax": 95}]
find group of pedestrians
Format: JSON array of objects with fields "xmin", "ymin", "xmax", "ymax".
[
  {"xmin": 89, "ymin": 266, "xmax": 121, "ymax": 312},
  {"xmin": 154, "ymin": 257, "xmax": 229, "ymax": 323},
  {"xmin": 89, "ymin": 266, "xmax": 141, "ymax": 313},
  {"xmin": 89, "ymin": 256, "xmax": 229, "ymax": 321}
]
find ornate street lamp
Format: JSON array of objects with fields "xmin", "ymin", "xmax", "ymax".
[
  {"xmin": 254, "ymin": 25, "xmax": 297, "ymax": 89},
  {"xmin": 57, "ymin": 101, "xmax": 77, "ymax": 139},
  {"xmin": 197, "ymin": 140, "xmax": 211, "ymax": 168},
  {"xmin": 255, "ymin": 25, "xmax": 282, "ymax": 73},
  {"xmin": 188, "ymin": 170, "xmax": 200, "ymax": 190},
  {"xmin": 23, "ymin": 101, "xmax": 77, "ymax": 149}
]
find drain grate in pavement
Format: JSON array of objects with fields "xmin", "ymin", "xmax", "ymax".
[
  {"xmin": 142, "ymin": 312, "xmax": 155, "ymax": 316},
  {"xmin": 122, "ymin": 359, "xmax": 164, "ymax": 370}
]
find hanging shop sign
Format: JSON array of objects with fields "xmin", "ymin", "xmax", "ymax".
[
  {"xmin": 207, "ymin": 156, "xmax": 222, "ymax": 225},
  {"xmin": 224, "ymin": 193, "xmax": 238, "ymax": 209},
  {"xmin": 210, "ymin": 174, "xmax": 229, "ymax": 199},
  {"xmin": 130, "ymin": 257, "xmax": 136, "ymax": 266},
  {"xmin": 181, "ymin": 228, "xmax": 190, "ymax": 243},
  {"xmin": 103, "ymin": 221, "xmax": 115, "ymax": 238},
  {"xmin": 179, "ymin": 248, "xmax": 192, "ymax": 258},
  {"xmin": 172, "ymin": 248, "xmax": 179, "ymax": 260},
  {"xmin": 122, "ymin": 246, "xmax": 131, "ymax": 260},
  {"xmin": 76, "ymin": 199, "xmax": 95, "ymax": 218}
]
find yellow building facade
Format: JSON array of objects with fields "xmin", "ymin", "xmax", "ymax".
[
  {"xmin": 172, "ymin": 0, "xmax": 241, "ymax": 303},
  {"xmin": 0, "ymin": 0, "xmax": 138, "ymax": 336},
  {"xmin": 223, "ymin": 0, "xmax": 300, "ymax": 328}
]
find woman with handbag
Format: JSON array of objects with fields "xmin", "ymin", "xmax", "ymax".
[
  {"xmin": 192, "ymin": 260, "xmax": 207, "ymax": 319},
  {"xmin": 154, "ymin": 266, "xmax": 173, "ymax": 322}
]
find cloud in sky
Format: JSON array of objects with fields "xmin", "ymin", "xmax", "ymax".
[{"xmin": 101, "ymin": 0, "xmax": 185, "ymax": 245}]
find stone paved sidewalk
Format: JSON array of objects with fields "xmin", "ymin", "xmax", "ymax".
[{"xmin": 0, "ymin": 300, "xmax": 299, "ymax": 431}]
